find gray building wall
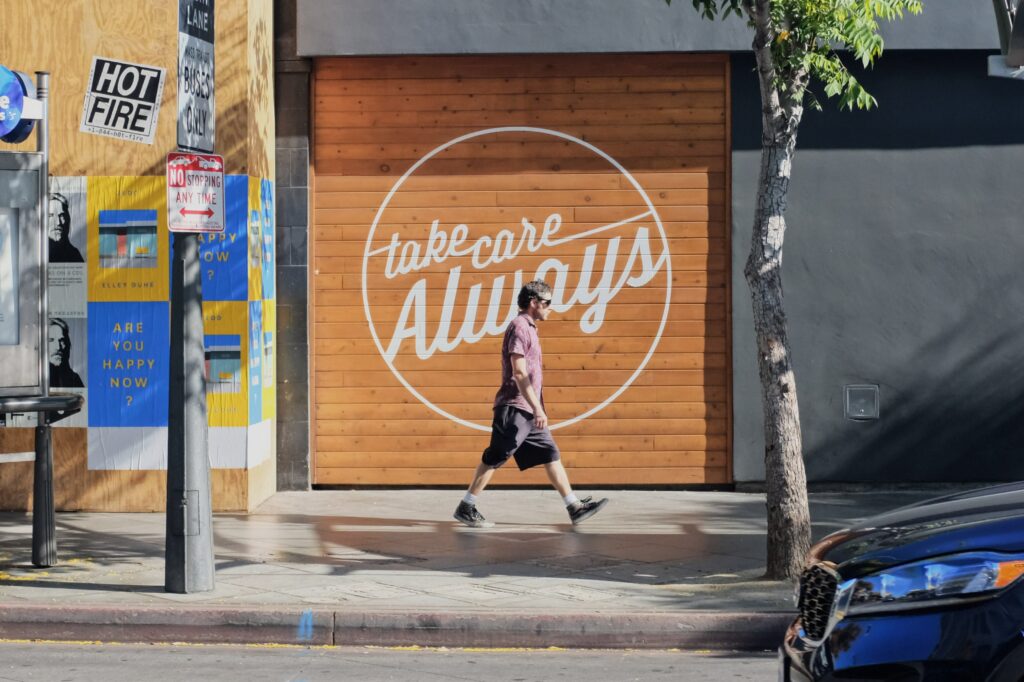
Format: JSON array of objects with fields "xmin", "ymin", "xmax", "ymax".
[
  {"xmin": 731, "ymin": 50, "xmax": 1024, "ymax": 483},
  {"xmin": 297, "ymin": 0, "xmax": 997, "ymax": 56}
]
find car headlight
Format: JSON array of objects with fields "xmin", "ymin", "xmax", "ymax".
[{"xmin": 834, "ymin": 552, "xmax": 1024, "ymax": 617}]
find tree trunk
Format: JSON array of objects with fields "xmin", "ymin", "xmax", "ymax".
[{"xmin": 745, "ymin": 139, "xmax": 812, "ymax": 580}]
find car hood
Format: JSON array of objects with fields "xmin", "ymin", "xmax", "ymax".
[{"xmin": 814, "ymin": 482, "xmax": 1024, "ymax": 578}]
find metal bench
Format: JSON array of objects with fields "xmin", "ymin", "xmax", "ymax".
[{"xmin": 0, "ymin": 393, "xmax": 83, "ymax": 567}]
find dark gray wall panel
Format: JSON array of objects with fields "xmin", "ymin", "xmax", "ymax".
[
  {"xmin": 297, "ymin": 0, "xmax": 997, "ymax": 56},
  {"xmin": 731, "ymin": 51, "xmax": 1024, "ymax": 483},
  {"xmin": 275, "ymin": 0, "xmax": 312, "ymax": 491}
]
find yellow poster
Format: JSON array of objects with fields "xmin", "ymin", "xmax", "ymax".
[
  {"xmin": 261, "ymin": 299, "xmax": 276, "ymax": 421},
  {"xmin": 247, "ymin": 176, "xmax": 264, "ymax": 302},
  {"xmin": 204, "ymin": 300, "xmax": 249, "ymax": 427},
  {"xmin": 87, "ymin": 176, "xmax": 169, "ymax": 302}
]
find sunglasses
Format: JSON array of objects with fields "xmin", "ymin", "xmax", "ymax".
[{"xmin": 536, "ymin": 297, "xmax": 552, "ymax": 308}]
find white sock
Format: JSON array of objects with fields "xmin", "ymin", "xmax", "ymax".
[
  {"xmin": 463, "ymin": 492, "xmax": 478, "ymax": 506},
  {"xmin": 563, "ymin": 493, "xmax": 579, "ymax": 507}
]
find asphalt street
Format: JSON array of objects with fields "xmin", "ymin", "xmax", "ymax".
[{"xmin": 0, "ymin": 642, "xmax": 778, "ymax": 681}]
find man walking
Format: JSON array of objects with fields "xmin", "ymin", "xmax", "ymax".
[{"xmin": 454, "ymin": 280, "xmax": 609, "ymax": 528}]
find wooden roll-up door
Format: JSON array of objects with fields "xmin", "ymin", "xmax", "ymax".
[{"xmin": 311, "ymin": 54, "xmax": 731, "ymax": 486}]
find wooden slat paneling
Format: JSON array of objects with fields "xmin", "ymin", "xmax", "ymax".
[
  {"xmin": 311, "ymin": 54, "xmax": 731, "ymax": 486},
  {"xmin": 313, "ymin": 467, "xmax": 731, "ymax": 486}
]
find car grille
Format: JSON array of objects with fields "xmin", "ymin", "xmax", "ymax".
[{"xmin": 798, "ymin": 562, "xmax": 839, "ymax": 642}]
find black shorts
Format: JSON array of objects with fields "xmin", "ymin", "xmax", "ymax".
[{"xmin": 481, "ymin": 405, "xmax": 561, "ymax": 471}]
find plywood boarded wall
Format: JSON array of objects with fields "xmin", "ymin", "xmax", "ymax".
[
  {"xmin": 311, "ymin": 54, "xmax": 731, "ymax": 486},
  {"xmin": 0, "ymin": 0, "xmax": 276, "ymax": 511}
]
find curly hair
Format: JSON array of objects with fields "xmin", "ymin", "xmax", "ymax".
[{"xmin": 517, "ymin": 280, "xmax": 553, "ymax": 310}]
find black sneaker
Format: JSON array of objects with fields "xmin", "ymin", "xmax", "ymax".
[
  {"xmin": 454, "ymin": 501, "xmax": 494, "ymax": 528},
  {"xmin": 568, "ymin": 497, "xmax": 609, "ymax": 525}
]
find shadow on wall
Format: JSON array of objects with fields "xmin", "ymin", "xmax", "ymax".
[
  {"xmin": 131, "ymin": 48, "xmax": 251, "ymax": 178},
  {"xmin": 807, "ymin": 284, "xmax": 1024, "ymax": 482},
  {"xmin": 246, "ymin": 7, "xmax": 275, "ymax": 180}
]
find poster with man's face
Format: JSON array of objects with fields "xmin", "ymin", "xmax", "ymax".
[
  {"xmin": 48, "ymin": 316, "xmax": 87, "ymax": 388},
  {"xmin": 47, "ymin": 178, "xmax": 87, "ymax": 264},
  {"xmin": 48, "ymin": 315, "xmax": 88, "ymax": 427},
  {"xmin": 48, "ymin": 177, "xmax": 88, "ymax": 318}
]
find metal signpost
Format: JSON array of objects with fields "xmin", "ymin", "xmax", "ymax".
[
  {"xmin": 165, "ymin": 0, "xmax": 219, "ymax": 594},
  {"xmin": 0, "ymin": 66, "xmax": 83, "ymax": 568},
  {"xmin": 165, "ymin": 218, "xmax": 216, "ymax": 593},
  {"xmin": 165, "ymin": 151, "xmax": 222, "ymax": 593}
]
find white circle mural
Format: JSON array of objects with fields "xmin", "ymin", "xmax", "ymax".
[{"xmin": 362, "ymin": 127, "xmax": 672, "ymax": 432}]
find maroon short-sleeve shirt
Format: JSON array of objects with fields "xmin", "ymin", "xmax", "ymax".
[{"xmin": 493, "ymin": 312, "xmax": 543, "ymax": 414}]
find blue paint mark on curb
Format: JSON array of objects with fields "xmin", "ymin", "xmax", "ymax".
[{"xmin": 297, "ymin": 609, "xmax": 314, "ymax": 642}]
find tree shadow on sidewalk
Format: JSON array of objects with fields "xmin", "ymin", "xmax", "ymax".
[{"xmin": 0, "ymin": 490, "xmax": 923, "ymax": 603}]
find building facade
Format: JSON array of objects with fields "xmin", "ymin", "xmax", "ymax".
[
  {"xmin": 281, "ymin": 0, "xmax": 1024, "ymax": 489},
  {"xmin": 2, "ymin": 2, "xmax": 1020, "ymax": 511}
]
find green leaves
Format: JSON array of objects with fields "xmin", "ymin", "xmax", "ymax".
[
  {"xmin": 663, "ymin": 0, "xmax": 745, "ymax": 20},
  {"xmin": 806, "ymin": 51, "xmax": 878, "ymax": 110},
  {"xmin": 668, "ymin": 0, "xmax": 923, "ymax": 111}
]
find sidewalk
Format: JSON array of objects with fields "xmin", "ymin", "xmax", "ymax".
[{"xmin": 0, "ymin": 489, "xmax": 935, "ymax": 649}]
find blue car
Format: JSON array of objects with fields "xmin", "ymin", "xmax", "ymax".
[{"xmin": 780, "ymin": 482, "xmax": 1024, "ymax": 681}]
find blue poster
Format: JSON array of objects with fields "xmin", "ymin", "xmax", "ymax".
[
  {"xmin": 259, "ymin": 179, "xmax": 275, "ymax": 300},
  {"xmin": 198, "ymin": 175, "xmax": 248, "ymax": 301},
  {"xmin": 248, "ymin": 301, "xmax": 263, "ymax": 424},
  {"xmin": 87, "ymin": 301, "xmax": 169, "ymax": 427}
]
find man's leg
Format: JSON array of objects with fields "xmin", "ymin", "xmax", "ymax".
[
  {"xmin": 542, "ymin": 460, "xmax": 609, "ymax": 526},
  {"xmin": 468, "ymin": 461, "xmax": 498, "ymax": 496},
  {"xmin": 455, "ymin": 463, "xmax": 497, "ymax": 528},
  {"xmin": 455, "ymin": 409, "xmax": 520, "ymax": 528},
  {"xmin": 542, "ymin": 460, "xmax": 572, "ymax": 498}
]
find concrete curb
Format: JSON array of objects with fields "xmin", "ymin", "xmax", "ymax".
[
  {"xmin": 0, "ymin": 604, "xmax": 792, "ymax": 650},
  {"xmin": 0, "ymin": 604, "xmax": 336, "ymax": 646}
]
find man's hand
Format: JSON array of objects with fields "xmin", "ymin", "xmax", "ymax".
[{"xmin": 532, "ymin": 410, "xmax": 548, "ymax": 430}]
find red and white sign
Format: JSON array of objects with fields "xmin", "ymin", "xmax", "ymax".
[{"xmin": 166, "ymin": 151, "xmax": 225, "ymax": 233}]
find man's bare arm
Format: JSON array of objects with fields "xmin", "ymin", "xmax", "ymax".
[{"xmin": 510, "ymin": 353, "xmax": 547, "ymax": 429}]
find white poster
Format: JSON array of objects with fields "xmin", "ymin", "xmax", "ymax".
[
  {"xmin": 48, "ymin": 315, "xmax": 88, "ymax": 427},
  {"xmin": 88, "ymin": 427, "xmax": 167, "ymax": 470},
  {"xmin": 48, "ymin": 176, "xmax": 87, "ymax": 318},
  {"xmin": 0, "ymin": 208, "xmax": 19, "ymax": 346}
]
